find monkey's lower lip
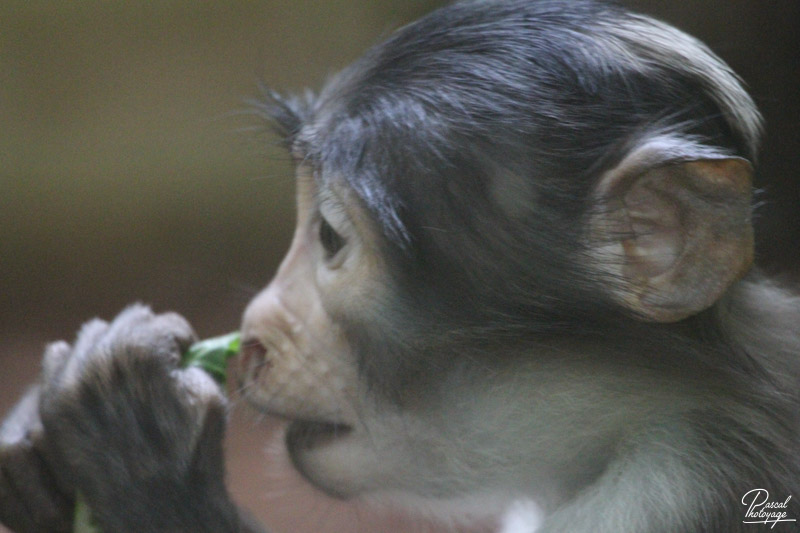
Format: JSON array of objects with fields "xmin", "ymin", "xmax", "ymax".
[{"xmin": 286, "ymin": 419, "xmax": 353, "ymax": 450}]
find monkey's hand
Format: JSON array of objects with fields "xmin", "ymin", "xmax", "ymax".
[{"xmin": 36, "ymin": 305, "xmax": 241, "ymax": 533}]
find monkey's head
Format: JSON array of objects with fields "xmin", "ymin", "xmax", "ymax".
[{"xmin": 239, "ymin": 0, "xmax": 759, "ymax": 518}]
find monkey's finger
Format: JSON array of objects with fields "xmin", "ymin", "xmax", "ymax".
[
  {"xmin": 184, "ymin": 379, "xmax": 229, "ymax": 480},
  {"xmin": 103, "ymin": 304, "xmax": 197, "ymax": 368},
  {"xmin": 70, "ymin": 318, "xmax": 110, "ymax": 360},
  {"xmin": 0, "ymin": 386, "xmax": 42, "ymax": 446},
  {"xmin": 40, "ymin": 341, "xmax": 72, "ymax": 387},
  {"xmin": 172, "ymin": 366, "xmax": 227, "ymax": 453},
  {"xmin": 173, "ymin": 366, "xmax": 227, "ymax": 419},
  {"xmin": 100, "ymin": 304, "xmax": 158, "ymax": 356},
  {"xmin": 44, "ymin": 319, "xmax": 108, "ymax": 392},
  {"xmin": 153, "ymin": 311, "xmax": 198, "ymax": 358},
  {"xmin": 46, "ymin": 319, "xmax": 110, "ymax": 390}
]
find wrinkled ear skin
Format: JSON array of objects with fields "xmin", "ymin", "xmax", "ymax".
[{"xmin": 591, "ymin": 158, "xmax": 754, "ymax": 322}]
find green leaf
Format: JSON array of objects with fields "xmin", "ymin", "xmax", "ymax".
[{"xmin": 180, "ymin": 331, "xmax": 241, "ymax": 385}]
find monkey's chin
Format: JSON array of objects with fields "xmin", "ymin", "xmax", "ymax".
[
  {"xmin": 284, "ymin": 419, "xmax": 362, "ymax": 499},
  {"xmin": 284, "ymin": 420, "xmax": 526, "ymax": 527}
]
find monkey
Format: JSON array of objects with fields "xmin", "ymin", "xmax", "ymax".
[{"xmin": 1, "ymin": 0, "xmax": 799, "ymax": 532}]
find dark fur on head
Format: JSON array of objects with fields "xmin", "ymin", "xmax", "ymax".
[
  {"xmin": 256, "ymin": 1, "xmax": 799, "ymax": 529},
  {"xmin": 256, "ymin": 0, "xmax": 761, "ymax": 335}
]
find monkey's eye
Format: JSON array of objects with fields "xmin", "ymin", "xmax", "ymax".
[{"xmin": 319, "ymin": 216, "xmax": 346, "ymax": 260}]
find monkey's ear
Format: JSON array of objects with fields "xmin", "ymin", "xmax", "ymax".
[{"xmin": 589, "ymin": 142, "xmax": 754, "ymax": 322}]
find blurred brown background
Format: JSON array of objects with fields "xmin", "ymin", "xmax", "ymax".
[{"xmin": 1, "ymin": 1, "xmax": 798, "ymax": 532}]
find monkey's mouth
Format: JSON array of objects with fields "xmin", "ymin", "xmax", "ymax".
[{"xmin": 237, "ymin": 336, "xmax": 356, "ymax": 436}]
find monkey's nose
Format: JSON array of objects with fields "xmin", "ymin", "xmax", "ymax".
[{"xmin": 238, "ymin": 338, "xmax": 270, "ymax": 382}]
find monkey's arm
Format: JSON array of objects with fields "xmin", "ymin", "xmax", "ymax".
[
  {"xmin": 0, "ymin": 386, "xmax": 74, "ymax": 533},
  {"xmin": 0, "ymin": 305, "xmax": 269, "ymax": 533}
]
